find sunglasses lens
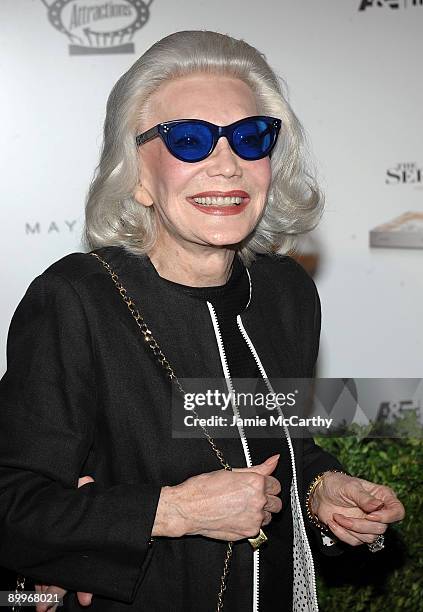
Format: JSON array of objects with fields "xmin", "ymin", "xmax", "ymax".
[
  {"xmin": 233, "ymin": 118, "xmax": 276, "ymax": 160},
  {"xmin": 167, "ymin": 122, "xmax": 213, "ymax": 161}
]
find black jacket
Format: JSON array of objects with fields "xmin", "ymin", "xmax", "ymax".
[{"xmin": 0, "ymin": 246, "xmax": 345, "ymax": 611}]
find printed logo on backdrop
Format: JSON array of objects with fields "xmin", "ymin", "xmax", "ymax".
[
  {"xmin": 40, "ymin": 0, "xmax": 154, "ymax": 55},
  {"xmin": 25, "ymin": 220, "xmax": 80, "ymax": 235},
  {"xmin": 386, "ymin": 162, "xmax": 423, "ymax": 187},
  {"xmin": 359, "ymin": 0, "xmax": 422, "ymax": 9}
]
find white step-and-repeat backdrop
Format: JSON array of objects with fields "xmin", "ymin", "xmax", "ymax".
[{"xmin": 1, "ymin": 0, "xmax": 422, "ymax": 377}]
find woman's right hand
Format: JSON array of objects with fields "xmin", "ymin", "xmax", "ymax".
[{"xmin": 152, "ymin": 454, "xmax": 282, "ymax": 541}]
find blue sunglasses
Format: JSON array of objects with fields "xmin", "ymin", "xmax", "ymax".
[{"xmin": 135, "ymin": 115, "xmax": 281, "ymax": 163}]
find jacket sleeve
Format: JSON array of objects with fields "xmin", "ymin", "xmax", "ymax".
[{"xmin": 0, "ymin": 271, "xmax": 161, "ymax": 602}]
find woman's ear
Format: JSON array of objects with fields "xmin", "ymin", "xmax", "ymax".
[{"xmin": 134, "ymin": 183, "xmax": 154, "ymax": 208}]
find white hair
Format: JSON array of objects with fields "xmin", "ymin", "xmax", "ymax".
[{"xmin": 83, "ymin": 29, "xmax": 324, "ymax": 266}]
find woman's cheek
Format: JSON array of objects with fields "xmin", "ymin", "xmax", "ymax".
[{"xmin": 259, "ymin": 159, "xmax": 272, "ymax": 188}]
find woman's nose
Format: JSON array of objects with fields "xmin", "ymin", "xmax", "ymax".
[{"xmin": 205, "ymin": 137, "xmax": 242, "ymax": 178}]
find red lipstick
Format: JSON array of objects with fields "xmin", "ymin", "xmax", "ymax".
[{"xmin": 190, "ymin": 190, "xmax": 250, "ymax": 198}]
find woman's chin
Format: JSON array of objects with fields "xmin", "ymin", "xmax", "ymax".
[
  {"xmin": 196, "ymin": 224, "xmax": 255, "ymax": 247},
  {"xmin": 202, "ymin": 232, "xmax": 249, "ymax": 248}
]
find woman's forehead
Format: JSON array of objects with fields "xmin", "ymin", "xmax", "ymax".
[{"xmin": 144, "ymin": 73, "xmax": 258, "ymax": 125}]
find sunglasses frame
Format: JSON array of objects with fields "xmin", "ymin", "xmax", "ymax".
[{"xmin": 135, "ymin": 115, "xmax": 281, "ymax": 162}]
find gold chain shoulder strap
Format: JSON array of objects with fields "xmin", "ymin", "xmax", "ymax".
[{"xmin": 90, "ymin": 251, "xmax": 233, "ymax": 611}]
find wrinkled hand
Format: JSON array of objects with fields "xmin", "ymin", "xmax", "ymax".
[
  {"xmin": 34, "ymin": 476, "xmax": 95, "ymax": 612},
  {"xmin": 311, "ymin": 472, "xmax": 405, "ymax": 546},
  {"xmin": 153, "ymin": 454, "xmax": 282, "ymax": 541}
]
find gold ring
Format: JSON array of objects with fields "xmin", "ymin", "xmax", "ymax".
[{"xmin": 248, "ymin": 529, "xmax": 268, "ymax": 550}]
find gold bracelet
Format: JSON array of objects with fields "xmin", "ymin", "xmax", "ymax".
[{"xmin": 305, "ymin": 470, "xmax": 347, "ymax": 533}]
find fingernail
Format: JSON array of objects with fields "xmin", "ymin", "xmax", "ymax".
[{"xmin": 265, "ymin": 454, "xmax": 280, "ymax": 464}]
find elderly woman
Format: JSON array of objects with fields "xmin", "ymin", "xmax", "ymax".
[{"xmin": 0, "ymin": 30, "xmax": 404, "ymax": 612}]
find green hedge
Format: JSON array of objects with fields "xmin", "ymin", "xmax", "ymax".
[{"xmin": 314, "ymin": 418, "xmax": 423, "ymax": 612}]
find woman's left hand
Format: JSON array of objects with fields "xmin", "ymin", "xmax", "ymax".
[{"xmin": 310, "ymin": 472, "xmax": 405, "ymax": 546}]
